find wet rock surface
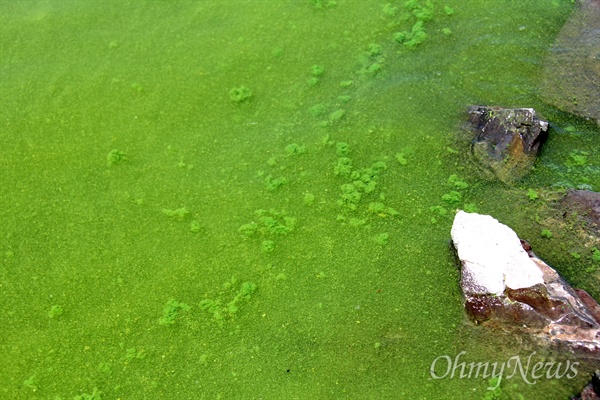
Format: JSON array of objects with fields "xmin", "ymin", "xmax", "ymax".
[
  {"xmin": 540, "ymin": 0, "xmax": 600, "ymax": 125},
  {"xmin": 467, "ymin": 106, "xmax": 548, "ymax": 184},
  {"xmin": 452, "ymin": 211, "xmax": 600, "ymax": 358}
]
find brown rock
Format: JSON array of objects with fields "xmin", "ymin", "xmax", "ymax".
[
  {"xmin": 468, "ymin": 106, "xmax": 548, "ymax": 183},
  {"xmin": 452, "ymin": 211, "xmax": 600, "ymax": 357},
  {"xmin": 576, "ymin": 289, "xmax": 600, "ymax": 325}
]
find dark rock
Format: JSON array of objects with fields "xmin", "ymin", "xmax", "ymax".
[
  {"xmin": 468, "ymin": 106, "xmax": 548, "ymax": 183},
  {"xmin": 540, "ymin": 0, "xmax": 600, "ymax": 125},
  {"xmin": 452, "ymin": 211, "xmax": 600, "ymax": 357},
  {"xmin": 571, "ymin": 370, "xmax": 600, "ymax": 400}
]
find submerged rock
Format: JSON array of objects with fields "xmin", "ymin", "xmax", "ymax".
[
  {"xmin": 561, "ymin": 189, "xmax": 600, "ymax": 229},
  {"xmin": 467, "ymin": 106, "xmax": 548, "ymax": 184},
  {"xmin": 451, "ymin": 210, "xmax": 600, "ymax": 357},
  {"xmin": 554, "ymin": 189, "xmax": 600, "ymax": 265},
  {"xmin": 540, "ymin": 0, "xmax": 600, "ymax": 125}
]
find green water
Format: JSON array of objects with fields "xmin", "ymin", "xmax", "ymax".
[{"xmin": 1, "ymin": 1, "xmax": 599, "ymax": 399}]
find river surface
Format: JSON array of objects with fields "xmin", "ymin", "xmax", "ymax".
[{"xmin": 1, "ymin": 1, "xmax": 598, "ymax": 398}]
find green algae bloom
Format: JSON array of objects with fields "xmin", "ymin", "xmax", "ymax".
[
  {"xmin": 48, "ymin": 305, "xmax": 64, "ymax": 318},
  {"xmin": 240, "ymin": 209, "xmax": 297, "ymax": 239},
  {"xmin": 441, "ymin": 191, "xmax": 462, "ymax": 205},
  {"xmin": 74, "ymin": 388, "xmax": 103, "ymax": 400},
  {"xmin": 199, "ymin": 281, "xmax": 257, "ymax": 324},
  {"xmin": 162, "ymin": 207, "xmax": 189, "ymax": 219},
  {"xmin": 303, "ymin": 192, "xmax": 316, "ymax": 206},
  {"xmin": 264, "ymin": 174, "xmax": 287, "ymax": 190},
  {"xmin": 348, "ymin": 217, "xmax": 367, "ymax": 227},
  {"xmin": 307, "ymin": 76, "xmax": 320, "ymax": 86},
  {"xmin": 310, "ymin": 103, "xmax": 327, "ymax": 117},
  {"xmin": 396, "ymin": 153, "xmax": 409, "ymax": 165},
  {"xmin": 447, "ymin": 174, "xmax": 469, "ymax": 190},
  {"xmin": 592, "ymin": 248, "xmax": 600, "ymax": 262},
  {"xmin": 430, "ymin": 205, "xmax": 448, "ymax": 218},
  {"xmin": 189, "ymin": 220, "xmax": 202, "ymax": 233},
  {"xmin": 334, "ymin": 157, "xmax": 353, "ymax": 176},
  {"xmin": 159, "ymin": 299, "xmax": 190, "ymax": 326},
  {"xmin": 2, "ymin": 2, "xmax": 595, "ymax": 399},
  {"xmin": 229, "ymin": 86, "xmax": 252, "ymax": 102},
  {"xmin": 106, "ymin": 149, "xmax": 126, "ymax": 166},
  {"xmin": 125, "ymin": 348, "xmax": 145, "ymax": 361},
  {"xmin": 374, "ymin": 232, "xmax": 390, "ymax": 246},
  {"xmin": 526, "ymin": 188, "xmax": 539, "ymax": 201},
  {"xmin": 336, "ymin": 142, "xmax": 351, "ymax": 157},
  {"xmin": 285, "ymin": 143, "xmax": 307, "ymax": 156},
  {"xmin": 541, "ymin": 229, "xmax": 553, "ymax": 239},
  {"xmin": 310, "ymin": 64, "xmax": 325, "ymax": 76},
  {"xmin": 395, "ymin": 21, "xmax": 428, "ymax": 48},
  {"xmin": 338, "ymin": 183, "xmax": 362, "ymax": 211},
  {"xmin": 462, "ymin": 203, "xmax": 479, "ymax": 213},
  {"xmin": 261, "ymin": 239, "xmax": 275, "ymax": 252},
  {"xmin": 329, "ymin": 109, "xmax": 346, "ymax": 122}
]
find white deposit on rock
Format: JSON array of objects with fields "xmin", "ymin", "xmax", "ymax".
[
  {"xmin": 451, "ymin": 210, "xmax": 600, "ymax": 358},
  {"xmin": 451, "ymin": 210, "xmax": 544, "ymax": 295}
]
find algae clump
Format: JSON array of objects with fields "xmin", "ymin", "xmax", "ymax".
[
  {"xmin": 162, "ymin": 207, "xmax": 189, "ymax": 220},
  {"xmin": 239, "ymin": 209, "xmax": 297, "ymax": 248},
  {"xmin": 74, "ymin": 387, "xmax": 102, "ymax": 400},
  {"xmin": 310, "ymin": 103, "xmax": 327, "ymax": 117},
  {"xmin": 48, "ymin": 305, "xmax": 64, "ymax": 318},
  {"xmin": 262, "ymin": 240, "xmax": 275, "ymax": 253},
  {"xmin": 394, "ymin": 21, "xmax": 428, "ymax": 48},
  {"xmin": 441, "ymin": 191, "xmax": 462, "ymax": 205},
  {"xmin": 303, "ymin": 192, "xmax": 315, "ymax": 206},
  {"xmin": 447, "ymin": 174, "xmax": 469, "ymax": 190},
  {"xmin": 229, "ymin": 86, "xmax": 252, "ymax": 103},
  {"xmin": 374, "ymin": 233, "xmax": 390, "ymax": 246},
  {"xmin": 106, "ymin": 149, "xmax": 127, "ymax": 166},
  {"xmin": 310, "ymin": 64, "xmax": 325, "ymax": 76},
  {"xmin": 199, "ymin": 281, "xmax": 258, "ymax": 325},
  {"xmin": 285, "ymin": 143, "xmax": 307, "ymax": 156},
  {"xmin": 264, "ymin": 174, "xmax": 287, "ymax": 190},
  {"xmin": 329, "ymin": 109, "xmax": 346, "ymax": 122},
  {"xmin": 336, "ymin": 142, "xmax": 351, "ymax": 157},
  {"xmin": 189, "ymin": 220, "xmax": 202, "ymax": 233},
  {"xmin": 125, "ymin": 348, "xmax": 145, "ymax": 361},
  {"xmin": 159, "ymin": 299, "xmax": 191, "ymax": 326},
  {"xmin": 526, "ymin": 188, "xmax": 539, "ymax": 201},
  {"xmin": 334, "ymin": 157, "xmax": 353, "ymax": 177},
  {"xmin": 592, "ymin": 248, "xmax": 600, "ymax": 262}
]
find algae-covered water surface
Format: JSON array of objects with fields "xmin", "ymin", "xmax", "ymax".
[{"xmin": 2, "ymin": 1, "xmax": 599, "ymax": 399}]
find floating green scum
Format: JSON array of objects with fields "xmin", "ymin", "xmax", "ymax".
[{"xmin": 1, "ymin": 1, "xmax": 597, "ymax": 399}]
